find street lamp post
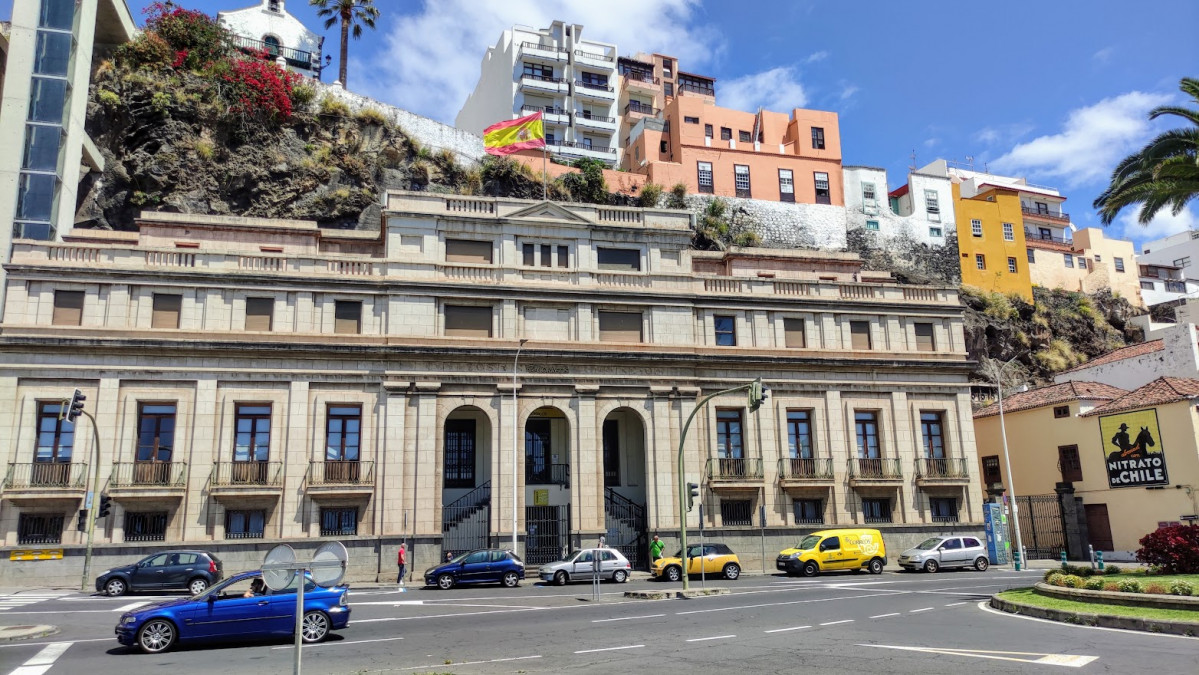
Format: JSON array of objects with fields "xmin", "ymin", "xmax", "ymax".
[
  {"xmin": 512, "ymin": 339, "xmax": 528, "ymax": 554},
  {"xmin": 79, "ymin": 410, "xmax": 103, "ymax": 591},
  {"xmin": 989, "ymin": 354, "xmax": 1027, "ymax": 571}
]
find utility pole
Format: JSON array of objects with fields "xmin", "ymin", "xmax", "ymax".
[
  {"xmin": 984, "ymin": 355, "xmax": 1027, "ymax": 571},
  {"xmin": 61, "ymin": 387, "xmax": 106, "ymax": 592}
]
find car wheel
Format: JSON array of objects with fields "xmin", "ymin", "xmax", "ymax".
[
  {"xmin": 437, "ymin": 573, "xmax": 455, "ymax": 590},
  {"xmin": 974, "ymin": 556, "xmax": 989, "ymax": 572},
  {"xmin": 554, "ymin": 570, "xmax": 568, "ymax": 586},
  {"xmin": 187, "ymin": 578, "xmax": 208, "ymax": 595},
  {"xmin": 105, "ymin": 578, "xmax": 127, "ymax": 597},
  {"xmin": 924, "ymin": 559, "xmax": 940, "ymax": 573},
  {"xmin": 137, "ymin": 619, "xmax": 176, "ymax": 654},
  {"xmin": 613, "ymin": 569, "xmax": 628, "ymax": 583},
  {"xmin": 301, "ymin": 611, "xmax": 329, "ymax": 644},
  {"xmin": 868, "ymin": 558, "xmax": 884, "ymax": 575},
  {"xmin": 801, "ymin": 561, "xmax": 819, "ymax": 577},
  {"xmin": 665, "ymin": 565, "xmax": 682, "ymax": 582},
  {"xmin": 723, "ymin": 563, "xmax": 740, "ymax": 580},
  {"xmin": 502, "ymin": 571, "xmax": 520, "ymax": 588}
]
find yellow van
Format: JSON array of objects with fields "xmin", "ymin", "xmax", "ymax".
[{"xmin": 776, "ymin": 529, "xmax": 886, "ymax": 576}]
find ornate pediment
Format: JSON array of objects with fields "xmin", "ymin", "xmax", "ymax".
[{"xmin": 505, "ymin": 201, "xmax": 594, "ymax": 224}]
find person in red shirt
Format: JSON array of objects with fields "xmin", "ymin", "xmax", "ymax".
[{"xmin": 396, "ymin": 543, "xmax": 408, "ymax": 587}]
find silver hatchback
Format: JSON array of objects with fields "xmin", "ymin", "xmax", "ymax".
[
  {"xmin": 539, "ymin": 548, "xmax": 632, "ymax": 585},
  {"xmin": 898, "ymin": 535, "xmax": 990, "ymax": 573}
]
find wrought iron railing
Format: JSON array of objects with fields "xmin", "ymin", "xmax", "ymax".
[
  {"xmin": 521, "ymin": 73, "xmax": 566, "ymax": 84},
  {"xmin": 574, "ymin": 49, "xmax": 614, "ymax": 62},
  {"xmin": 846, "ymin": 458, "xmax": 902, "ymax": 480},
  {"xmin": 622, "ymin": 72, "xmax": 659, "ymax": 85},
  {"xmin": 308, "ymin": 460, "xmax": 374, "ymax": 485},
  {"xmin": 230, "ymin": 35, "xmax": 315, "ymax": 68},
  {"xmin": 624, "ymin": 102, "xmax": 658, "ymax": 115},
  {"xmin": 707, "ymin": 457, "xmax": 764, "ymax": 480},
  {"xmin": 18, "ymin": 514, "xmax": 65, "ymax": 545},
  {"xmin": 914, "ymin": 457, "xmax": 969, "ymax": 480},
  {"xmin": 574, "ymin": 80, "xmax": 614, "ymax": 92},
  {"xmin": 210, "ymin": 461, "xmax": 283, "ymax": 487},
  {"xmin": 4, "ymin": 462, "xmax": 87, "ymax": 489},
  {"xmin": 1024, "ymin": 228, "xmax": 1072, "ymax": 244},
  {"xmin": 522, "ymin": 105, "xmax": 569, "ymax": 117},
  {"xmin": 520, "ymin": 41, "xmax": 567, "ymax": 56},
  {"xmin": 124, "ymin": 512, "xmax": 168, "ymax": 542},
  {"xmin": 110, "ymin": 461, "xmax": 187, "ymax": 488},
  {"xmin": 553, "ymin": 140, "xmax": 615, "ymax": 155},
  {"xmin": 527, "ymin": 463, "xmax": 570, "ymax": 487},
  {"xmin": 1022, "ymin": 206, "xmax": 1069, "ymax": 221},
  {"xmin": 678, "ymin": 82, "xmax": 715, "ymax": 96},
  {"xmin": 777, "ymin": 457, "xmax": 834, "ymax": 480},
  {"xmin": 575, "ymin": 111, "xmax": 616, "ymax": 124}
]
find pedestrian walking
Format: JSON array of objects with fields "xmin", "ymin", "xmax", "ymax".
[
  {"xmin": 650, "ymin": 534, "xmax": 665, "ymax": 563},
  {"xmin": 396, "ymin": 543, "xmax": 407, "ymax": 587}
]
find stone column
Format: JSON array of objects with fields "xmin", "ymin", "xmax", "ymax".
[
  {"xmin": 379, "ymin": 380, "xmax": 409, "ymax": 537},
  {"xmin": 574, "ymin": 385, "xmax": 602, "ymax": 537},
  {"xmin": 496, "ymin": 382, "xmax": 522, "ymax": 552},
  {"xmin": 1056, "ymin": 482, "xmax": 1088, "ymax": 560},
  {"xmin": 890, "ymin": 390, "xmax": 913, "ymax": 524},
  {"xmin": 411, "ymin": 382, "xmax": 441, "ymax": 537},
  {"xmin": 647, "ymin": 387, "xmax": 675, "ymax": 530},
  {"xmin": 824, "ymin": 389, "xmax": 847, "ymax": 524},
  {"xmin": 184, "ymin": 378, "xmax": 218, "ymax": 541},
  {"xmin": 279, "ymin": 380, "xmax": 309, "ymax": 538}
]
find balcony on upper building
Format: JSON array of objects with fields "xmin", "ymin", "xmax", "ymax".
[
  {"xmin": 913, "ymin": 458, "xmax": 970, "ymax": 486},
  {"xmin": 306, "ymin": 460, "xmax": 375, "ymax": 495},
  {"xmin": 574, "ymin": 78, "xmax": 617, "ymax": 102},
  {"xmin": 521, "ymin": 104, "xmax": 570, "ymax": 126},
  {"xmin": 231, "ymin": 35, "xmax": 316, "ymax": 72},
  {"xmin": 777, "ymin": 458, "xmax": 835, "ymax": 487},
  {"xmin": 676, "ymin": 72, "xmax": 716, "ymax": 101},
  {"xmin": 573, "ymin": 47, "xmax": 616, "ymax": 70},
  {"xmin": 707, "ymin": 458, "xmax": 764, "ymax": 488},
  {"xmin": 846, "ymin": 458, "xmax": 902, "ymax": 486},
  {"xmin": 549, "ymin": 139, "xmax": 617, "ymax": 164},
  {"xmin": 520, "ymin": 40, "xmax": 568, "ymax": 64},
  {"xmin": 1024, "ymin": 226, "xmax": 1073, "ymax": 251},
  {"xmin": 573, "ymin": 109, "xmax": 618, "ymax": 133},
  {"xmin": 519, "ymin": 72, "xmax": 569, "ymax": 95},
  {"xmin": 622, "ymin": 71, "xmax": 660, "ymax": 93},
  {"xmin": 3, "ymin": 462, "xmax": 87, "ymax": 499},
  {"xmin": 108, "ymin": 461, "xmax": 188, "ymax": 497},
  {"xmin": 209, "ymin": 461, "xmax": 284, "ymax": 496},
  {"xmin": 624, "ymin": 101, "xmax": 659, "ymax": 119},
  {"xmin": 1022, "ymin": 203, "xmax": 1070, "ymax": 223}
]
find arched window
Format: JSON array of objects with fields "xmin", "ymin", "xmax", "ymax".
[{"xmin": 263, "ymin": 35, "xmax": 281, "ymax": 57}]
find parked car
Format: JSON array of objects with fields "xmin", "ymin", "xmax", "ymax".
[
  {"xmin": 424, "ymin": 549, "xmax": 525, "ymax": 589},
  {"xmin": 96, "ymin": 550, "xmax": 223, "ymax": 596},
  {"xmin": 898, "ymin": 535, "xmax": 989, "ymax": 573},
  {"xmin": 776, "ymin": 528, "xmax": 887, "ymax": 577},
  {"xmin": 651, "ymin": 543, "xmax": 741, "ymax": 582},
  {"xmin": 114, "ymin": 570, "xmax": 350, "ymax": 654},
  {"xmin": 539, "ymin": 548, "xmax": 632, "ymax": 585}
]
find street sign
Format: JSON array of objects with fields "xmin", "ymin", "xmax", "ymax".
[
  {"xmin": 262, "ymin": 544, "xmax": 298, "ymax": 591},
  {"xmin": 10, "ymin": 549, "xmax": 63, "ymax": 561},
  {"xmin": 260, "ymin": 543, "xmax": 350, "ymax": 675},
  {"xmin": 310, "ymin": 541, "xmax": 348, "ymax": 588}
]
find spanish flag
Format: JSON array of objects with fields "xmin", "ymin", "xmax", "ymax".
[{"xmin": 483, "ymin": 112, "xmax": 546, "ymax": 156}]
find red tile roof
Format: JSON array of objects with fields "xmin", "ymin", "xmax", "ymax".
[
  {"xmin": 1057, "ymin": 339, "xmax": 1164, "ymax": 375},
  {"xmin": 888, "ymin": 184, "xmax": 909, "ymax": 198},
  {"xmin": 973, "ymin": 381, "xmax": 1128, "ymax": 419},
  {"xmin": 1082, "ymin": 377, "xmax": 1199, "ymax": 417}
]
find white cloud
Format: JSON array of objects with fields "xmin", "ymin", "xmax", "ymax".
[
  {"xmin": 990, "ymin": 91, "xmax": 1171, "ymax": 188},
  {"xmin": 804, "ymin": 50, "xmax": 828, "ymax": 64},
  {"xmin": 974, "ymin": 122, "xmax": 1033, "ymax": 147},
  {"xmin": 923, "ymin": 137, "xmax": 940, "ymax": 148},
  {"xmin": 718, "ymin": 67, "xmax": 808, "ymax": 113},
  {"xmin": 1115, "ymin": 205, "xmax": 1199, "ymax": 243},
  {"xmin": 356, "ymin": 0, "xmax": 716, "ymax": 123},
  {"xmin": 838, "ymin": 83, "xmax": 859, "ymax": 101},
  {"xmin": 1092, "ymin": 47, "xmax": 1114, "ymax": 63}
]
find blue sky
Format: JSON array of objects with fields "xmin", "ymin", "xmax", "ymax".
[{"xmin": 7, "ymin": 0, "xmax": 1197, "ymax": 250}]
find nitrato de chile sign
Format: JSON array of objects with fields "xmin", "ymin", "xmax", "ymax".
[{"xmin": 1098, "ymin": 409, "xmax": 1170, "ymax": 488}]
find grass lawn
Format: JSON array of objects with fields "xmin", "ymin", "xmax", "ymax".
[
  {"xmin": 1109, "ymin": 572, "xmax": 1199, "ymax": 587},
  {"xmin": 998, "ymin": 588, "xmax": 1199, "ymax": 623}
]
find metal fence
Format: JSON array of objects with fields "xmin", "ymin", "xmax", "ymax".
[
  {"xmin": 526, "ymin": 504, "xmax": 571, "ymax": 566},
  {"xmin": 443, "ymin": 482, "xmax": 491, "ymax": 557},
  {"xmin": 1009, "ymin": 494, "xmax": 1066, "ymax": 560},
  {"xmin": 605, "ymin": 489, "xmax": 647, "ymax": 570}
]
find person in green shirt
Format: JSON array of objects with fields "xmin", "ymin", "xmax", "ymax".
[{"xmin": 650, "ymin": 534, "xmax": 665, "ymax": 563}]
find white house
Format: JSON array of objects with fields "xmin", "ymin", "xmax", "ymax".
[
  {"xmin": 217, "ymin": 0, "xmax": 324, "ymax": 78},
  {"xmin": 842, "ymin": 166, "xmax": 956, "ymax": 248}
]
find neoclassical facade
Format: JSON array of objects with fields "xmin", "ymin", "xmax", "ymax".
[{"xmin": 0, "ymin": 192, "xmax": 983, "ymax": 581}]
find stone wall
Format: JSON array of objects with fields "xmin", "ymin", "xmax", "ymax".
[{"xmin": 681, "ymin": 195, "xmax": 849, "ymax": 250}]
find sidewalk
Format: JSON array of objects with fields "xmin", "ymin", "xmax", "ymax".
[{"xmin": 0, "ymin": 625, "xmax": 58, "ymax": 642}]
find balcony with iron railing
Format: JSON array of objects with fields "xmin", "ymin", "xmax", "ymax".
[
  {"xmin": 209, "ymin": 461, "xmax": 284, "ymax": 490},
  {"xmin": 574, "ymin": 49, "xmax": 615, "ymax": 68},
  {"xmin": 527, "ymin": 463, "xmax": 570, "ymax": 488},
  {"xmin": 707, "ymin": 457, "xmax": 764, "ymax": 482},
  {"xmin": 108, "ymin": 461, "xmax": 187, "ymax": 491},
  {"xmin": 846, "ymin": 457, "xmax": 902, "ymax": 485},
  {"xmin": 1024, "ymin": 228, "xmax": 1072, "ymax": 245},
  {"xmin": 231, "ymin": 35, "xmax": 316, "ymax": 70},
  {"xmin": 573, "ymin": 111, "xmax": 617, "ymax": 131},
  {"xmin": 622, "ymin": 72, "xmax": 660, "ymax": 88},
  {"xmin": 574, "ymin": 80, "xmax": 616, "ymax": 100},
  {"xmin": 624, "ymin": 102, "xmax": 659, "ymax": 116},
  {"xmin": 519, "ymin": 41, "xmax": 568, "ymax": 61},
  {"xmin": 307, "ymin": 460, "xmax": 375, "ymax": 490},
  {"xmin": 678, "ymin": 82, "xmax": 716, "ymax": 97},
  {"xmin": 521, "ymin": 105, "xmax": 570, "ymax": 123},
  {"xmin": 1022, "ymin": 206, "xmax": 1069, "ymax": 222},
  {"xmin": 777, "ymin": 457, "xmax": 835, "ymax": 484},
  {"xmin": 3, "ymin": 462, "xmax": 87, "ymax": 491},
  {"xmin": 914, "ymin": 457, "xmax": 970, "ymax": 484},
  {"xmin": 549, "ymin": 140, "xmax": 617, "ymax": 158},
  {"xmin": 519, "ymin": 74, "xmax": 568, "ymax": 93}
]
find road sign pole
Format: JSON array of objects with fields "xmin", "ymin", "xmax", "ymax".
[
  {"xmin": 294, "ymin": 574, "xmax": 304, "ymax": 675},
  {"xmin": 79, "ymin": 411, "xmax": 102, "ymax": 592}
]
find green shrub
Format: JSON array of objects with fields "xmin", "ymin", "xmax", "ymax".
[
  {"xmin": 143, "ymin": 2, "xmax": 232, "ymax": 70},
  {"xmin": 1116, "ymin": 579, "xmax": 1142, "ymax": 593},
  {"xmin": 1083, "ymin": 578, "xmax": 1105, "ymax": 591},
  {"xmin": 194, "ymin": 139, "xmax": 214, "ymax": 160},
  {"xmin": 667, "ymin": 182, "xmax": 688, "ymax": 209},
  {"xmin": 116, "ymin": 31, "xmax": 174, "ymax": 69},
  {"xmin": 638, "ymin": 182, "xmax": 663, "ymax": 208},
  {"xmin": 355, "ymin": 107, "xmax": 389, "ymax": 126},
  {"xmin": 1144, "ymin": 582, "xmax": 1168, "ymax": 595},
  {"xmin": 1168, "ymin": 580, "xmax": 1194, "ymax": 596},
  {"xmin": 290, "ymin": 83, "xmax": 316, "ymax": 110},
  {"xmin": 1061, "ymin": 564, "xmax": 1095, "ymax": 577},
  {"xmin": 1043, "ymin": 569, "xmax": 1059, "ymax": 583},
  {"xmin": 151, "ymin": 91, "xmax": 172, "ymax": 114},
  {"xmin": 1103, "ymin": 564, "xmax": 1122, "ymax": 575},
  {"xmin": 1060, "ymin": 574, "xmax": 1084, "ymax": 588},
  {"xmin": 319, "ymin": 96, "xmax": 350, "ymax": 117},
  {"xmin": 98, "ymin": 90, "xmax": 121, "ymax": 108}
]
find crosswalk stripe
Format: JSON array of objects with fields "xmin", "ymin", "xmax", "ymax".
[{"xmin": 9, "ymin": 641, "xmax": 72, "ymax": 675}]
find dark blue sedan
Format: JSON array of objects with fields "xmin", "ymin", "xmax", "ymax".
[
  {"xmin": 424, "ymin": 549, "xmax": 524, "ymax": 589},
  {"xmin": 115, "ymin": 570, "xmax": 350, "ymax": 653}
]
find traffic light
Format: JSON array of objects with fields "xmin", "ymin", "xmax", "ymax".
[
  {"xmin": 96, "ymin": 494, "xmax": 112, "ymax": 520},
  {"xmin": 66, "ymin": 389, "xmax": 86, "ymax": 423},
  {"xmin": 687, "ymin": 482, "xmax": 699, "ymax": 511},
  {"xmin": 748, "ymin": 378, "xmax": 770, "ymax": 412},
  {"xmin": 77, "ymin": 509, "xmax": 88, "ymax": 531}
]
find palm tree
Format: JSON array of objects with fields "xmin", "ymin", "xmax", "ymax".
[
  {"xmin": 1093, "ymin": 77, "xmax": 1199, "ymax": 225},
  {"xmin": 310, "ymin": 0, "xmax": 380, "ymax": 88}
]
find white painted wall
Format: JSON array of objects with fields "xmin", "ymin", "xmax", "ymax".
[
  {"xmin": 217, "ymin": 0, "xmax": 321, "ymax": 66},
  {"xmin": 842, "ymin": 167, "xmax": 955, "ymax": 248},
  {"xmin": 1054, "ymin": 322, "xmax": 1199, "ymax": 389}
]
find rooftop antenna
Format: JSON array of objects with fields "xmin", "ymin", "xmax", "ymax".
[
  {"xmin": 965, "ymin": 155, "xmax": 975, "ymax": 171},
  {"xmin": 909, "ymin": 150, "xmax": 917, "ymax": 172}
]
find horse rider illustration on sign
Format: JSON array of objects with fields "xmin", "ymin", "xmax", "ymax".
[{"xmin": 1098, "ymin": 410, "xmax": 1170, "ymax": 488}]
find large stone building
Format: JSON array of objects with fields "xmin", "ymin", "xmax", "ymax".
[{"xmin": 0, "ymin": 192, "xmax": 983, "ymax": 585}]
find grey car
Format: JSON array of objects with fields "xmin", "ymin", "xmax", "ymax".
[
  {"xmin": 539, "ymin": 548, "xmax": 632, "ymax": 585},
  {"xmin": 898, "ymin": 536, "xmax": 989, "ymax": 573}
]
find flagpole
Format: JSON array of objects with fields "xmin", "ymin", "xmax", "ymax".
[{"xmin": 542, "ymin": 145, "xmax": 547, "ymax": 201}]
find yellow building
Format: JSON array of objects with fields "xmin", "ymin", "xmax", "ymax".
[
  {"xmin": 952, "ymin": 183, "xmax": 1034, "ymax": 301},
  {"xmin": 1027, "ymin": 228, "xmax": 1143, "ymax": 307},
  {"xmin": 974, "ymin": 378, "xmax": 1199, "ymax": 554}
]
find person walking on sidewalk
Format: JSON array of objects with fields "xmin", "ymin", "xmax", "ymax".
[
  {"xmin": 396, "ymin": 543, "xmax": 408, "ymax": 587},
  {"xmin": 650, "ymin": 535, "xmax": 665, "ymax": 563}
]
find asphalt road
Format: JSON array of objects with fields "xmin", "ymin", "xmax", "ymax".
[{"xmin": 1, "ymin": 569, "xmax": 1196, "ymax": 674}]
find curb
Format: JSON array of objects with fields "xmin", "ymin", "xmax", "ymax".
[
  {"xmin": 0, "ymin": 625, "xmax": 59, "ymax": 643},
  {"xmin": 989, "ymin": 594, "xmax": 1199, "ymax": 637},
  {"xmin": 1033, "ymin": 582, "xmax": 1199, "ymax": 611}
]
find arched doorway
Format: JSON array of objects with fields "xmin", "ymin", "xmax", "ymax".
[
  {"xmin": 602, "ymin": 408, "xmax": 648, "ymax": 568},
  {"xmin": 441, "ymin": 406, "xmax": 492, "ymax": 557},
  {"xmin": 524, "ymin": 406, "xmax": 571, "ymax": 565}
]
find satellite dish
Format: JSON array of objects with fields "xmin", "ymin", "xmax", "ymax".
[
  {"xmin": 262, "ymin": 543, "xmax": 297, "ymax": 591},
  {"xmin": 311, "ymin": 541, "xmax": 348, "ymax": 588}
]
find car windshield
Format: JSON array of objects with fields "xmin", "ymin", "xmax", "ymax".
[
  {"xmin": 795, "ymin": 535, "xmax": 822, "ymax": 550},
  {"xmin": 195, "ymin": 574, "xmax": 246, "ymax": 600},
  {"xmin": 446, "ymin": 552, "xmax": 469, "ymax": 564},
  {"xmin": 915, "ymin": 538, "xmax": 942, "ymax": 550}
]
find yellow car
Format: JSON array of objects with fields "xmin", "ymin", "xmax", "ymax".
[{"xmin": 651, "ymin": 543, "xmax": 741, "ymax": 581}]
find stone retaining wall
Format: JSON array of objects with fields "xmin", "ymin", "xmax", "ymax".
[
  {"xmin": 1034, "ymin": 582, "xmax": 1199, "ymax": 610},
  {"xmin": 990, "ymin": 593, "xmax": 1199, "ymax": 637}
]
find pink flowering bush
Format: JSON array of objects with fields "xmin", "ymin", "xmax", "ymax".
[{"xmin": 1136, "ymin": 524, "xmax": 1199, "ymax": 574}]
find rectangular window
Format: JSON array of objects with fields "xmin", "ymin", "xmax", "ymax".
[
  {"xmin": 778, "ymin": 169, "xmax": 794, "ymax": 202},
  {"xmin": 540, "ymin": 244, "xmax": 552, "ymax": 268},
  {"xmin": 244, "ymin": 297, "xmax": 274, "ymax": 332},
  {"xmin": 786, "ymin": 410, "xmax": 814, "ymax": 459},
  {"xmin": 52, "ymin": 290, "xmax": 83, "ymax": 326},
  {"xmin": 814, "ymin": 172, "xmax": 831, "ymax": 204},
  {"xmin": 522, "ymin": 62, "xmax": 553, "ymax": 79},
  {"xmin": 557, "ymin": 245, "xmax": 569, "ymax": 268},
  {"xmin": 704, "ymin": 124, "xmax": 713, "ymax": 138},
  {"xmin": 930, "ymin": 497, "xmax": 959, "ymax": 523},
  {"xmin": 663, "ymin": 82, "xmax": 673, "ymax": 96},
  {"xmin": 597, "ymin": 311, "xmax": 642, "ymax": 342},
  {"xmin": 1078, "ymin": 258, "xmax": 1087, "ymax": 270},
  {"xmin": 1174, "ymin": 257, "xmax": 1191, "ymax": 268},
  {"xmin": 444, "ymin": 305, "xmax": 493, "ymax": 338},
  {"xmin": 929, "ymin": 227, "xmax": 942, "ymax": 237},
  {"xmin": 1141, "ymin": 280, "xmax": 1156, "ymax": 291},
  {"xmin": 18, "ymin": 513, "xmax": 64, "ymax": 545},
  {"xmin": 854, "ymin": 411, "xmax": 880, "ymax": 459},
  {"xmin": 1167, "ymin": 281, "xmax": 1186, "ymax": 292},
  {"xmin": 35, "ymin": 401, "xmax": 73, "ymax": 463},
  {"xmin": 971, "ymin": 219, "xmax": 982, "ymax": 237},
  {"xmin": 596, "ymin": 247, "xmax": 641, "ymax": 271},
  {"xmin": 136, "ymin": 403, "xmax": 176, "ymax": 463},
  {"xmin": 225, "ymin": 510, "xmax": 265, "ymax": 539},
  {"xmin": 1003, "ymin": 222, "xmax": 1014, "ymax": 240},
  {"xmin": 924, "ymin": 190, "xmax": 940, "ymax": 214},
  {"xmin": 603, "ymin": 419, "xmax": 620, "ymax": 487},
  {"xmin": 738, "ymin": 130, "xmax": 752, "ymax": 142},
  {"xmin": 793, "ymin": 499, "xmax": 824, "ymax": 524},
  {"xmin": 445, "ymin": 239, "xmax": 493, "ymax": 264},
  {"xmin": 522, "ymin": 243, "xmax": 535, "ymax": 266},
  {"xmin": 849, "ymin": 320, "xmax": 872, "ymax": 350},
  {"xmin": 1027, "ymin": 248, "xmax": 1035, "ymax": 263},
  {"xmin": 982, "ymin": 455, "xmax": 1002, "ymax": 486},
  {"xmin": 320, "ymin": 507, "xmax": 358, "ymax": 536},
  {"xmin": 697, "ymin": 162, "xmax": 714, "ymax": 193},
  {"xmin": 684, "ymin": 116, "xmax": 699, "ymax": 124},
  {"xmin": 975, "ymin": 254, "xmax": 986, "ymax": 270},
  {"xmin": 152, "ymin": 293, "xmax": 182, "ymax": 329},
  {"xmin": 1039, "ymin": 227, "xmax": 1051, "ymax": 240},
  {"xmin": 862, "ymin": 498, "xmax": 891, "ymax": 523},
  {"xmin": 1008, "ymin": 257, "xmax": 1017, "ymax": 273},
  {"xmin": 720, "ymin": 500, "xmax": 753, "ymax": 526},
  {"xmin": 325, "ymin": 405, "xmax": 361, "ymax": 462},
  {"xmin": 1064, "ymin": 254, "xmax": 1074, "ymax": 268},
  {"xmin": 1053, "ymin": 405, "xmax": 1070, "ymax": 418},
  {"xmin": 720, "ymin": 127, "xmax": 731, "ymax": 140},
  {"xmin": 1115, "ymin": 257, "xmax": 1125, "ymax": 273},
  {"xmin": 811, "ymin": 126, "xmax": 825, "ymax": 149},
  {"xmin": 914, "ymin": 322, "xmax": 935, "ymax": 352},
  {"xmin": 124, "ymin": 511, "xmax": 168, "ymax": 542},
  {"xmin": 714, "ymin": 315, "xmax": 736, "ymax": 346},
  {"xmin": 444, "ymin": 418, "xmax": 476, "ymax": 488},
  {"xmin": 866, "ymin": 220, "xmax": 880, "ymax": 231},
  {"xmin": 1058, "ymin": 445, "xmax": 1083, "ymax": 482},
  {"xmin": 734, "ymin": 165, "xmax": 751, "ymax": 198},
  {"xmin": 920, "ymin": 411, "xmax": 945, "ymax": 459},
  {"xmin": 234, "ymin": 404, "xmax": 271, "ymax": 462},
  {"xmin": 862, "ymin": 182, "xmax": 876, "ymax": 202},
  {"xmin": 783, "ymin": 317, "xmax": 806, "ymax": 348},
  {"xmin": 716, "ymin": 409, "xmax": 743, "ymax": 459},
  {"xmin": 334, "ymin": 300, "xmax": 361, "ymax": 334}
]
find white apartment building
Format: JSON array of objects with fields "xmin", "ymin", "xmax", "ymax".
[
  {"xmin": 1139, "ymin": 230, "xmax": 1199, "ymax": 304},
  {"xmin": 456, "ymin": 21, "xmax": 620, "ymax": 166},
  {"xmin": 217, "ymin": 0, "xmax": 325, "ymax": 79},
  {"xmin": 842, "ymin": 166, "xmax": 956, "ymax": 247}
]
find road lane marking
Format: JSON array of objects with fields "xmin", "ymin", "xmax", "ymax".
[
  {"xmin": 113, "ymin": 602, "xmax": 149, "ymax": 612},
  {"xmin": 272, "ymin": 636, "xmax": 404, "ymax": 649},
  {"xmin": 9, "ymin": 641, "xmax": 72, "ymax": 675},
  {"xmin": 859, "ymin": 644, "xmax": 1097, "ymax": 668},
  {"xmin": 353, "ymin": 600, "xmax": 426, "ymax": 606},
  {"xmin": 592, "ymin": 614, "xmax": 665, "ymax": 623},
  {"xmin": 574, "ymin": 645, "xmax": 644, "ymax": 653},
  {"xmin": 870, "ymin": 613, "xmax": 900, "ymax": 619},
  {"xmin": 976, "ymin": 601, "xmax": 1199, "ymax": 641},
  {"xmin": 673, "ymin": 590, "xmax": 907, "ymax": 616},
  {"xmin": 764, "ymin": 625, "xmax": 811, "ymax": 633},
  {"xmin": 0, "ymin": 638, "xmax": 111, "ymax": 649},
  {"xmin": 945, "ymin": 602, "xmax": 967, "ymax": 607},
  {"xmin": 909, "ymin": 607, "xmax": 934, "ymax": 613},
  {"xmin": 399, "ymin": 655, "xmax": 541, "ymax": 670},
  {"xmin": 686, "ymin": 635, "xmax": 735, "ymax": 642},
  {"xmin": 820, "ymin": 620, "xmax": 854, "ymax": 626}
]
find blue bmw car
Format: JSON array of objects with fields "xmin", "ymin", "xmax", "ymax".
[{"xmin": 115, "ymin": 570, "xmax": 350, "ymax": 653}]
